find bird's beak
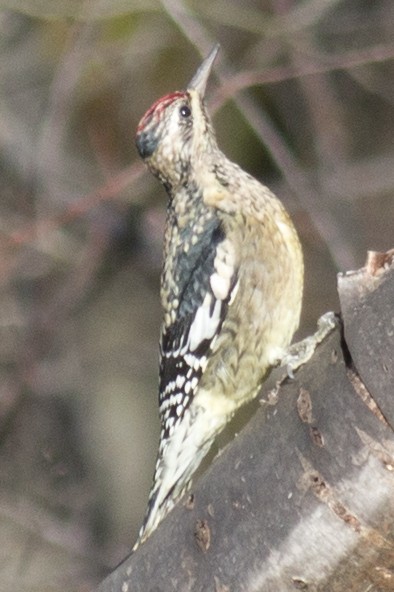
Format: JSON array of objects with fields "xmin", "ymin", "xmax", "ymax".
[{"xmin": 187, "ymin": 44, "xmax": 220, "ymax": 97}]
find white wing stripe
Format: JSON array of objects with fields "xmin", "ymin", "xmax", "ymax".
[
  {"xmin": 210, "ymin": 272, "xmax": 230, "ymax": 300},
  {"xmin": 187, "ymin": 292, "xmax": 222, "ymax": 352}
]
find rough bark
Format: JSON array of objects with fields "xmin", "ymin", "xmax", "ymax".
[{"xmin": 97, "ymin": 250, "xmax": 394, "ymax": 592}]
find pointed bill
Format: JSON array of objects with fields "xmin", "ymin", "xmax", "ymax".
[{"xmin": 187, "ymin": 44, "xmax": 220, "ymax": 97}]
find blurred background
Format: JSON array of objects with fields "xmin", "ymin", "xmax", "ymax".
[{"xmin": 0, "ymin": 0, "xmax": 393, "ymax": 589}]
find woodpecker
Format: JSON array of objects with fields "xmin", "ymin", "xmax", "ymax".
[{"xmin": 134, "ymin": 45, "xmax": 304, "ymax": 546}]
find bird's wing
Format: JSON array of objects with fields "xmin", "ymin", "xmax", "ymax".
[{"xmin": 158, "ymin": 218, "xmax": 239, "ymax": 439}]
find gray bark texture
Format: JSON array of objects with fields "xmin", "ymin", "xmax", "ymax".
[{"xmin": 97, "ymin": 250, "xmax": 394, "ymax": 592}]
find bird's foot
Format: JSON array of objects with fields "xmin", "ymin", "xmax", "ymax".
[{"xmin": 281, "ymin": 311, "xmax": 338, "ymax": 379}]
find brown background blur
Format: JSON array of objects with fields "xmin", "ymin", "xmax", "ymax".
[{"xmin": 0, "ymin": 0, "xmax": 393, "ymax": 589}]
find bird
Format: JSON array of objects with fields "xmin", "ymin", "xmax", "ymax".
[{"xmin": 134, "ymin": 44, "xmax": 304, "ymax": 546}]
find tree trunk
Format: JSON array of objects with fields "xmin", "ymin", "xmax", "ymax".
[{"xmin": 97, "ymin": 250, "xmax": 394, "ymax": 592}]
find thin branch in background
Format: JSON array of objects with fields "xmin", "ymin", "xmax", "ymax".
[
  {"xmin": 34, "ymin": 22, "xmax": 95, "ymax": 207},
  {"xmin": 0, "ymin": 161, "xmax": 145, "ymax": 310},
  {"xmin": 192, "ymin": 0, "xmax": 343, "ymax": 37},
  {"xmin": 349, "ymin": 65, "xmax": 394, "ymax": 106},
  {"xmin": 210, "ymin": 43, "xmax": 394, "ymax": 112},
  {"xmin": 9, "ymin": 161, "xmax": 145, "ymax": 249}
]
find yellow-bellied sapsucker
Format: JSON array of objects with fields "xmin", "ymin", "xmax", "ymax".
[{"xmin": 134, "ymin": 45, "xmax": 304, "ymax": 546}]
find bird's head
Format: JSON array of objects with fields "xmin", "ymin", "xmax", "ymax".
[{"xmin": 135, "ymin": 45, "xmax": 220, "ymax": 189}]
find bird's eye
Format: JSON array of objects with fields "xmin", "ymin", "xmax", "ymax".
[{"xmin": 179, "ymin": 105, "xmax": 191, "ymax": 118}]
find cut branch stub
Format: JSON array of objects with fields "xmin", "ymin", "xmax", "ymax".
[{"xmin": 338, "ymin": 249, "xmax": 394, "ymax": 430}]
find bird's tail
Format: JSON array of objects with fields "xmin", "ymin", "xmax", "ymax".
[
  {"xmin": 134, "ymin": 465, "xmax": 186, "ymax": 549},
  {"xmin": 133, "ymin": 407, "xmax": 219, "ymax": 548}
]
